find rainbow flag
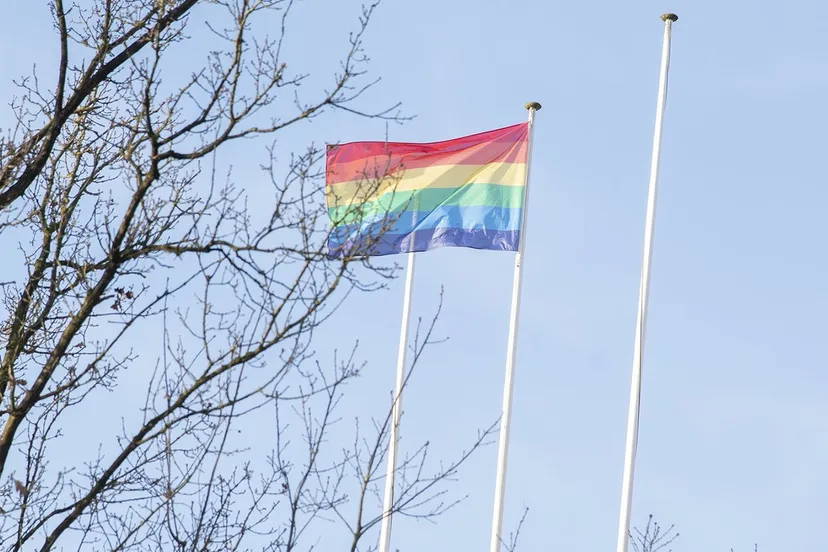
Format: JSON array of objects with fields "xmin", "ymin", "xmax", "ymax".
[{"xmin": 326, "ymin": 122, "xmax": 530, "ymax": 258}]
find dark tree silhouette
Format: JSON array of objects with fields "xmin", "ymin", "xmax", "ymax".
[
  {"xmin": 0, "ymin": 1, "xmax": 494, "ymax": 550},
  {"xmin": 630, "ymin": 515, "xmax": 679, "ymax": 552},
  {"xmin": 630, "ymin": 515, "xmax": 760, "ymax": 552}
]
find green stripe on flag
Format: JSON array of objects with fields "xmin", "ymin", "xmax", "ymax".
[{"xmin": 329, "ymin": 183, "xmax": 524, "ymax": 226}]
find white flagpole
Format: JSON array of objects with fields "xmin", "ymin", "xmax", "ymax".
[
  {"xmin": 378, "ymin": 250, "xmax": 416, "ymax": 552},
  {"xmin": 489, "ymin": 101, "xmax": 541, "ymax": 552},
  {"xmin": 615, "ymin": 14, "xmax": 678, "ymax": 552}
]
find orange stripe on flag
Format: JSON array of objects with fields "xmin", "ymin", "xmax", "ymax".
[{"xmin": 326, "ymin": 122, "xmax": 529, "ymax": 186}]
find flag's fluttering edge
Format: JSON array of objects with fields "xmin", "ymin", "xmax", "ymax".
[{"xmin": 326, "ymin": 122, "xmax": 529, "ymax": 258}]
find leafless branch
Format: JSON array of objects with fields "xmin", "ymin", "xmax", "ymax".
[{"xmin": 0, "ymin": 1, "xmax": 482, "ymax": 550}]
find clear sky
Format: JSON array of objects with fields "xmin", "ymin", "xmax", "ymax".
[{"xmin": 2, "ymin": 0, "xmax": 827, "ymax": 550}]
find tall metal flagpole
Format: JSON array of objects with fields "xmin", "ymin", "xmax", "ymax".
[
  {"xmin": 615, "ymin": 14, "xmax": 678, "ymax": 552},
  {"xmin": 378, "ymin": 250, "xmax": 416, "ymax": 552},
  {"xmin": 489, "ymin": 101, "xmax": 541, "ymax": 552}
]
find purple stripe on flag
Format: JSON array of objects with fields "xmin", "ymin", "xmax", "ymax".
[{"xmin": 328, "ymin": 228, "xmax": 520, "ymax": 258}]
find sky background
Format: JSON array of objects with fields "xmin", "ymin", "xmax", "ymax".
[{"xmin": 2, "ymin": 0, "xmax": 828, "ymax": 550}]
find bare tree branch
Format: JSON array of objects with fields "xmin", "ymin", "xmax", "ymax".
[
  {"xmin": 630, "ymin": 515, "xmax": 679, "ymax": 552},
  {"xmin": 0, "ymin": 1, "xmax": 481, "ymax": 550}
]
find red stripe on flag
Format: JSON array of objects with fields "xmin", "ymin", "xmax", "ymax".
[{"xmin": 326, "ymin": 122, "xmax": 528, "ymax": 185}]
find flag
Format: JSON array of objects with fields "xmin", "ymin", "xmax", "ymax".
[{"xmin": 326, "ymin": 122, "xmax": 529, "ymax": 257}]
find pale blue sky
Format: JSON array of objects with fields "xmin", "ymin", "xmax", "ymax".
[{"xmin": 2, "ymin": 1, "xmax": 827, "ymax": 551}]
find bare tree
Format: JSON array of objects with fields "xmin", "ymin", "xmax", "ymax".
[
  {"xmin": 498, "ymin": 506, "xmax": 528, "ymax": 552},
  {"xmin": 0, "ymin": 1, "xmax": 494, "ymax": 550},
  {"xmin": 630, "ymin": 515, "xmax": 679, "ymax": 552},
  {"xmin": 631, "ymin": 516, "xmax": 762, "ymax": 552}
]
